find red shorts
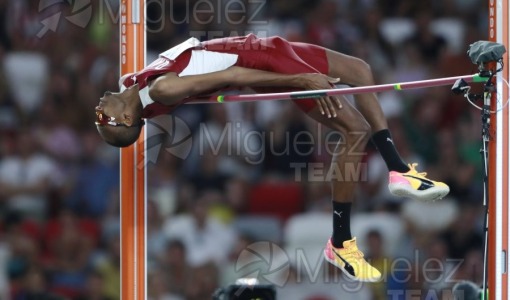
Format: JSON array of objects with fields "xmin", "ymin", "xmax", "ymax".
[{"xmin": 203, "ymin": 34, "xmax": 330, "ymax": 112}]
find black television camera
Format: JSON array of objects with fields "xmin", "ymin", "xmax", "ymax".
[{"xmin": 212, "ymin": 278, "xmax": 276, "ymax": 300}]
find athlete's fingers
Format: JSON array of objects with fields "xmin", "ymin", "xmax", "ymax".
[
  {"xmin": 320, "ymin": 97, "xmax": 332, "ymax": 118},
  {"xmin": 316, "ymin": 99, "xmax": 325, "ymax": 116},
  {"xmin": 335, "ymin": 96, "xmax": 343, "ymax": 109},
  {"xmin": 326, "ymin": 97, "xmax": 337, "ymax": 117},
  {"xmin": 328, "ymin": 77, "xmax": 340, "ymax": 84}
]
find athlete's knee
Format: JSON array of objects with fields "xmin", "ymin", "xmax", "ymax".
[
  {"xmin": 330, "ymin": 117, "xmax": 371, "ymax": 151},
  {"xmin": 349, "ymin": 57, "xmax": 375, "ymax": 86},
  {"xmin": 354, "ymin": 118, "xmax": 371, "ymax": 138},
  {"xmin": 344, "ymin": 122, "xmax": 370, "ymax": 155},
  {"xmin": 332, "ymin": 114, "xmax": 371, "ymax": 135},
  {"xmin": 347, "ymin": 118, "xmax": 371, "ymax": 147}
]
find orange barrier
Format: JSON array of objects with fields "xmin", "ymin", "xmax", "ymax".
[
  {"xmin": 489, "ymin": 1, "xmax": 509, "ymax": 299},
  {"xmin": 119, "ymin": 1, "xmax": 146, "ymax": 299}
]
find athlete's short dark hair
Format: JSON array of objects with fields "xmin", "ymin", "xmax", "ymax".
[{"xmin": 96, "ymin": 124, "xmax": 143, "ymax": 148}]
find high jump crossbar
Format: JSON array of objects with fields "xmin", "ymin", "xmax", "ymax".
[{"xmin": 184, "ymin": 74, "xmax": 488, "ymax": 104}]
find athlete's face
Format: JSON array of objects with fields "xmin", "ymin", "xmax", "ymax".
[{"xmin": 95, "ymin": 91, "xmax": 127, "ymax": 126}]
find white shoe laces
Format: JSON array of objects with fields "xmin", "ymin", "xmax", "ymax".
[{"xmin": 408, "ymin": 163, "xmax": 427, "ymax": 177}]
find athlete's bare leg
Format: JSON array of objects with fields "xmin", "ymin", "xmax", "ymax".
[
  {"xmin": 320, "ymin": 49, "xmax": 416, "ymax": 174},
  {"xmin": 323, "ymin": 49, "xmax": 450, "ymax": 202},
  {"xmin": 324, "ymin": 49, "xmax": 387, "ymax": 132},
  {"xmin": 305, "ymin": 103, "xmax": 370, "ymax": 202},
  {"xmin": 303, "ymin": 96, "xmax": 382, "ymax": 282},
  {"xmin": 289, "ymin": 41, "xmax": 407, "ymax": 172}
]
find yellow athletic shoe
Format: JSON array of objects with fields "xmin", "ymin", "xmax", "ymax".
[
  {"xmin": 323, "ymin": 238, "xmax": 382, "ymax": 282},
  {"xmin": 388, "ymin": 163, "xmax": 450, "ymax": 202}
]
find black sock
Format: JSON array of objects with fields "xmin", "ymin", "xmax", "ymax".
[
  {"xmin": 371, "ymin": 129, "xmax": 410, "ymax": 172},
  {"xmin": 331, "ymin": 202, "xmax": 352, "ymax": 248}
]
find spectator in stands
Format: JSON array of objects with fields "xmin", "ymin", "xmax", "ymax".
[
  {"xmin": 65, "ymin": 131, "xmax": 118, "ymax": 217},
  {"xmin": 162, "ymin": 191, "xmax": 236, "ymax": 267},
  {"xmin": 0, "ymin": 130, "xmax": 62, "ymax": 220},
  {"xmin": 95, "ymin": 234, "xmax": 120, "ymax": 300},
  {"xmin": 13, "ymin": 266, "xmax": 63, "ymax": 300},
  {"xmin": 75, "ymin": 271, "xmax": 113, "ymax": 300},
  {"xmin": 157, "ymin": 239, "xmax": 190, "ymax": 298}
]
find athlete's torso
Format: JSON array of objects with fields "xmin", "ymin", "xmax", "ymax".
[{"xmin": 120, "ymin": 34, "xmax": 278, "ymax": 118}]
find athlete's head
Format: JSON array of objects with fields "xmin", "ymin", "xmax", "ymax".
[{"xmin": 95, "ymin": 86, "xmax": 144, "ymax": 148}]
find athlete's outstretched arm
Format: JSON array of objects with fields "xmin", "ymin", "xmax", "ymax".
[
  {"xmin": 149, "ymin": 70, "xmax": 231, "ymax": 105},
  {"xmin": 149, "ymin": 66, "xmax": 341, "ymax": 117},
  {"xmin": 229, "ymin": 66, "xmax": 342, "ymax": 117}
]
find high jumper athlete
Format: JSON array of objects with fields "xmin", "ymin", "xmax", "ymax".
[{"xmin": 95, "ymin": 34, "xmax": 449, "ymax": 282}]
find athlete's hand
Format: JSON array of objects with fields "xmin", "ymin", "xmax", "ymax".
[{"xmin": 296, "ymin": 73, "xmax": 342, "ymax": 118}]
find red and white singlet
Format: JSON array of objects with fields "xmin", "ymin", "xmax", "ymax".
[{"xmin": 119, "ymin": 34, "xmax": 329, "ymax": 118}]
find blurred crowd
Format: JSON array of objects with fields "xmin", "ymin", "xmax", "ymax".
[{"xmin": 0, "ymin": 0, "xmax": 489, "ymax": 299}]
